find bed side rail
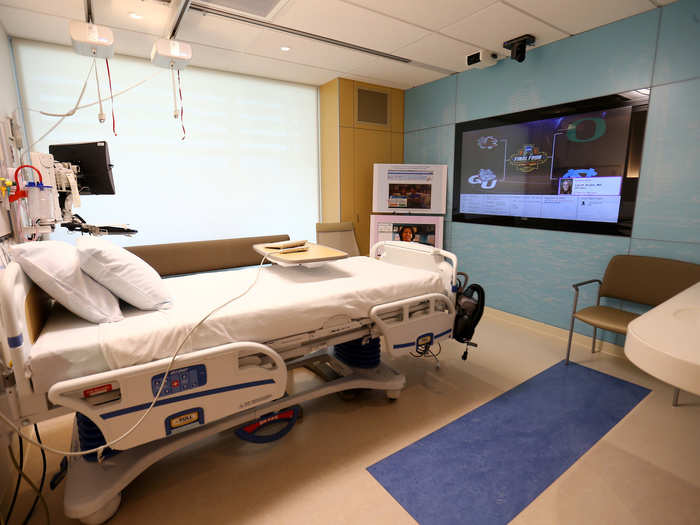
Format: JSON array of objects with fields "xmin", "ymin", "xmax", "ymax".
[
  {"xmin": 370, "ymin": 293, "xmax": 455, "ymax": 358},
  {"xmin": 0, "ymin": 262, "xmax": 38, "ymax": 399},
  {"xmin": 48, "ymin": 342, "xmax": 287, "ymax": 451},
  {"xmin": 370, "ymin": 241, "xmax": 458, "ymax": 296}
]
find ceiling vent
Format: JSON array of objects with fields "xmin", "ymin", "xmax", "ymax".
[{"xmin": 198, "ymin": 0, "xmax": 288, "ymax": 19}]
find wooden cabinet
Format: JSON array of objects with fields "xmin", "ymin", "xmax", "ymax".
[{"xmin": 320, "ymin": 78, "xmax": 404, "ymax": 254}]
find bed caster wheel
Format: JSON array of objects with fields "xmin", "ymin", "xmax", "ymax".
[
  {"xmin": 386, "ymin": 390, "xmax": 401, "ymax": 401},
  {"xmin": 79, "ymin": 492, "xmax": 122, "ymax": 525}
]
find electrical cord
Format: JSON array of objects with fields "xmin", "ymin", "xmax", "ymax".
[
  {"xmin": 4, "ymin": 433, "xmax": 23, "ymax": 524},
  {"xmin": 7, "ymin": 442, "xmax": 49, "ymax": 525},
  {"xmin": 177, "ymin": 69, "xmax": 186, "ymax": 140},
  {"xmin": 94, "ymin": 58, "xmax": 105, "ymax": 124},
  {"xmin": 105, "ymin": 58, "xmax": 116, "ymax": 136},
  {"xmin": 22, "ymin": 424, "xmax": 46, "ymax": 525},
  {"xmin": 34, "ymin": 61, "xmax": 94, "ymax": 118},
  {"xmin": 0, "ymin": 255, "xmax": 269, "ymax": 458},
  {"xmin": 27, "ymin": 69, "xmax": 163, "ymax": 147}
]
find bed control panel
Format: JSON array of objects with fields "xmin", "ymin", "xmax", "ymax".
[{"xmin": 151, "ymin": 365, "xmax": 207, "ymax": 397}]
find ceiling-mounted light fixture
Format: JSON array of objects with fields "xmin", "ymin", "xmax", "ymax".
[
  {"xmin": 151, "ymin": 39, "xmax": 193, "ymax": 139},
  {"xmin": 69, "ymin": 20, "xmax": 114, "ymax": 58},
  {"xmin": 128, "ymin": 12, "xmax": 143, "ymax": 20},
  {"xmin": 280, "ymin": 46, "xmax": 291, "ymax": 52}
]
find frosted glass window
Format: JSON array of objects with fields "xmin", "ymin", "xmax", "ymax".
[{"xmin": 14, "ymin": 40, "xmax": 319, "ymax": 246}]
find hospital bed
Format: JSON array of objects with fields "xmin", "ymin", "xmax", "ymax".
[{"xmin": 0, "ymin": 237, "xmax": 461, "ymax": 524}]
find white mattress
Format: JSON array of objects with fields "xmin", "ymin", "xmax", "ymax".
[{"xmin": 28, "ymin": 257, "xmax": 444, "ymax": 392}]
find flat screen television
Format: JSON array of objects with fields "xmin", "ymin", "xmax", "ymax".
[{"xmin": 452, "ymin": 91, "xmax": 648, "ymax": 236}]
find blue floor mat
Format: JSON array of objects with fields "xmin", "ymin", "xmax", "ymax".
[{"xmin": 368, "ymin": 361, "xmax": 650, "ymax": 525}]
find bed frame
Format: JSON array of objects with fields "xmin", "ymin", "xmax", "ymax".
[{"xmin": 0, "ymin": 238, "xmax": 458, "ymax": 524}]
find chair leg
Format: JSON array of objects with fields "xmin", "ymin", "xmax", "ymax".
[
  {"xmin": 672, "ymin": 388, "xmax": 680, "ymax": 407},
  {"xmin": 565, "ymin": 316, "xmax": 575, "ymax": 365},
  {"xmin": 591, "ymin": 327, "xmax": 597, "ymax": 353}
]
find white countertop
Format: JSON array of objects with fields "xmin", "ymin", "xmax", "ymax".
[{"xmin": 624, "ymin": 281, "xmax": 700, "ymax": 396}]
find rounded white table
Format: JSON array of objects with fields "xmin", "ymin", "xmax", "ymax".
[{"xmin": 624, "ymin": 282, "xmax": 700, "ymax": 405}]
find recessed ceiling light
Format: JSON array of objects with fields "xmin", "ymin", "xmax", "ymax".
[
  {"xmin": 280, "ymin": 46, "xmax": 291, "ymax": 52},
  {"xmin": 128, "ymin": 12, "xmax": 143, "ymax": 20}
]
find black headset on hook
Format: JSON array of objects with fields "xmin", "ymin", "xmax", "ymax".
[{"xmin": 453, "ymin": 272, "xmax": 485, "ymax": 360}]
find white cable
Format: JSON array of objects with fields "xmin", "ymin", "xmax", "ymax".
[
  {"xmin": 94, "ymin": 58, "xmax": 105, "ymax": 124},
  {"xmin": 28, "ymin": 70, "xmax": 163, "ymax": 116},
  {"xmin": 171, "ymin": 65, "xmax": 179, "ymax": 119},
  {"xmin": 27, "ymin": 70, "xmax": 163, "ymax": 148},
  {"xmin": 36, "ymin": 61, "xmax": 95, "ymax": 118},
  {"xmin": 0, "ymin": 256, "xmax": 270, "ymax": 457},
  {"xmin": 29, "ymin": 61, "xmax": 95, "ymax": 148}
]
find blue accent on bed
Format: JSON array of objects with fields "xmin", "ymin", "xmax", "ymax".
[
  {"xmin": 367, "ymin": 361, "xmax": 650, "ymax": 525},
  {"xmin": 100, "ymin": 378, "xmax": 275, "ymax": 420},
  {"xmin": 7, "ymin": 334, "xmax": 23, "ymax": 348}
]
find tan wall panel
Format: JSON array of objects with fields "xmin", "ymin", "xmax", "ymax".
[
  {"xmin": 354, "ymin": 129, "xmax": 392, "ymax": 254},
  {"xmin": 390, "ymin": 88, "xmax": 404, "ymax": 134},
  {"xmin": 339, "ymin": 127, "xmax": 355, "ymax": 222},
  {"xmin": 319, "ymin": 80, "xmax": 340, "ymax": 222},
  {"xmin": 391, "ymin": 132, "xmax": 404, "ymax": 163},
  {"xmin": 339, "ymin": 78, "xmax": 354, "ymax": 128}
]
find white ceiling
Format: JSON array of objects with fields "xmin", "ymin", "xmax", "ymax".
[{"xmin": 0, "ymin": 0, "xmax": 671, "ymax": 90}]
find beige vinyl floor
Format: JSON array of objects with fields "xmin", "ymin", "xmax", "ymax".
[{"xmin": 3, "ymin": 309, "xmax": 699, "ymax": 524}]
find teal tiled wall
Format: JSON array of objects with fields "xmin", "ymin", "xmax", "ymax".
[{"xmin": 404, "ymin": 0, "xmax": 700, "ymax": 343}]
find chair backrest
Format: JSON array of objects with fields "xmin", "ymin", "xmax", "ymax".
[
  {"xmin": 126, "ymin": 234, "xmax": 290, "ymax": 276},
  {"xmin": 600, "ymin": 254, "xmax": 700, "ymax": 306},
  {"xmin": 316, "ymin": 222, "xmax": 360, "ymax": 256}
]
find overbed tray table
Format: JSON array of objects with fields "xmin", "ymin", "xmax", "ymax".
[{"xmin": 253, "ymin": 242, "xmax": 348, "ymax": 266}]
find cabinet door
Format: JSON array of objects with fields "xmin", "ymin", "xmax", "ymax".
[{"xmin": 353, "ymin": 129, "xmax": 392, "ymax": 254}]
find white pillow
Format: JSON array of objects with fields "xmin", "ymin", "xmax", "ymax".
[
  {"xmin": 77, "ymin": 236, "xmax": 172, "ymax": 311},
  {"xmin": 10, "ymin": 241, "xmax": 123, "ymax": 324}
]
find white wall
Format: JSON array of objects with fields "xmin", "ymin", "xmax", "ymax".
[{"xmin": 0, "ymin": 21, "xmax": 17, "ymax": 512}]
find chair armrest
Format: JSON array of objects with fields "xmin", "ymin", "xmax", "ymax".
[{"xmin": 572, "ymin": 279, "xmax": 602, "ymax": 290}]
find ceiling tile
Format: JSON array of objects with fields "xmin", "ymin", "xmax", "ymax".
[
  {"xmin": 0, "ymin": 0, "xmax": 83, "ymax": 19},
  {"xmin": 507, "ymin": 0, "xmax": 656, "ymax": 34},
  {"xmin": 177, "ymin": 10, "xmax": 263, "ymax": 50},
  {"xmin": 272, "ymin": 0, "xmax": 429, "ymax": 54},
  {"xmin": 341, "ymin": 0, "xmax": 497, "ymax": 31},
  {"xmin": 347, "ymin": 56, "xmax": 445, "ymax": 89},
  {"xmin": 394, "ymin": 33, "xmax": 479, "ymax": 72},
  {"xmin": 0, "ymin": 6, "xmax": 71, "ymax": 45},
  {"xmin": 441, "ymin": 2, "xmax": 568, "ymax": 52},
  {"xmin": 109, "ymin": 28, "xmax": 158, "ymax": 59},
  {"xmin": 91, "ymin": 0, "xmax": 172, "ymax": 37},
  {"xmin": 188, "ymin": 43, "xmax": 340, "ymax": 85},
  {"xmin": 340, "ymin": 72, "xmax": 408, "ymax": 90},
  {"xmin": 245, "ymin": 30, "xmax": 373, "ymax": 72}
]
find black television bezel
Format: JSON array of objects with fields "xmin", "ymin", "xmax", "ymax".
[{"xmin": 452, "ymin": 93, "xmax": 648, "ymax": 237}]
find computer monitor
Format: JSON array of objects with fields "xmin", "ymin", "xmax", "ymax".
[{"xmin": 49, "ymin": 141, "xmax": 115, "ymax": 195}]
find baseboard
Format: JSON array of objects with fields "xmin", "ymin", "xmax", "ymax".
[{"xmin": 482, "ymin": 306, "xmax": 626, "ymax": 359}]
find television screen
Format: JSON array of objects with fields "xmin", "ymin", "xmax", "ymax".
[{"xmin": 453, "ymin": 93, "xmax": 648, "ymax": 236}]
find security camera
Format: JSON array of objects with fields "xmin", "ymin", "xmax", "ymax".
[
  {"xmin": 503, "ymin": 34, "xmax": 535, "ymax": 63},
  {"xmin": 465, "ymin": 50, "xmax": 500, "ymax": 70}
]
